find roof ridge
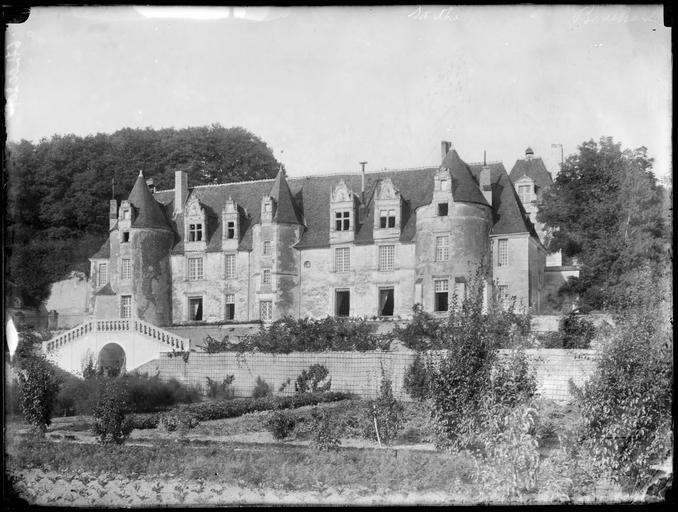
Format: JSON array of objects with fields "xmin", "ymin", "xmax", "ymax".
[{"xmin": 467, "ymin": 160, "xmax": 503, "ymax": 166}]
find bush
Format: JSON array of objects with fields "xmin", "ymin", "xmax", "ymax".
[
  {"xmin": 157, "ymin": 411, "xmax": 200, "ymax": 434},
  {"xmin": 91, "ymin": 379, "xmax": 134, "ymax": 445},
  {"xmin": 295, "ymin": 364, "xmax": 331, "ymax": 394},
  {"xmin": 203, "ymin": 334, "xmax": 231, "ymax": 354},
  {"xmin": 15, "ymin": 353, "xmax": 61, "ymax": 433},
  {"xmin": 367, "ymin": 368, "xmax": 403, "ymax": 445},
  {"xmin": 252, "ymin": 376, "xmax": 272, "ymax": 399},
  {"xmin": 310, "ymin": 407, "xmax": 341, "ymax": 451},
  {"xmin": 206, "ymin": 375, "xmax": 235, "ymax": 400},
  {"xmin": 266, "ymin": 410, "xmax": 296, "ymax": 440},
  {"xmin": 575, "ymin": 308, "xmax": 672, "ymax": 491},
  {"xmin": 560, "ymin": 313, "xmax": 595, "ymax": 349},
  {"xmin": 394, "ymin": 305, "xmax": 444, "ymax": 351},
  {"xmin": 403, "ymin": 353, "xmax": 431, "ymax": 400}
]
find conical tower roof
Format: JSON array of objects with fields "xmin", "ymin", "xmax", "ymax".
[
  {"xmin": 441, "ymin": 149, "xmax": 489, "ymax": 206},
  {"xmin": 269, "ymin": 168, "xmax": 304, "ymax": 224},
  {"xmin": 127, "ymin": 171, "xmax": 173, "ymax": 230}
]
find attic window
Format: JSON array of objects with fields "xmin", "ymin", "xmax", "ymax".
[
  {"xmin": 518, "ymin": 185, "xmax": 532, "ymax": 204},
  {"xmin": 122, "ymin": 232, "xmax": 130, "ymax": 243},
  {"xmin": 440, "ymin": 178, "xmax": 450, "ymax": 191},
  {"xmin": 335, "ymin": 211, "xmax": 351, "ymax": 231},
  {"xmin": 438, "ymin": 203, "xmax": 449, "ymax": 216},
  {"xmin": 226, "ymin": 221, "xmax": 236, "ymax": 239},
  {"xmin": 379, "ymin": 209, "xmax": 396, "ymax": 229},
  {"xmin": 188, "ymin": 223, "xmax": 203, "ymax": 242}
]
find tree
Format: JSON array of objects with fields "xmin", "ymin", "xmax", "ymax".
[
  {"xmin": 537, "ymin": 137, "xmax": 669, "ymax": 310},
  {"xmin": 15, "ymin": 348, "xmax": 61, "ymax": 434}
]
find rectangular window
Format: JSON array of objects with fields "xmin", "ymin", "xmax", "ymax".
[
  {"xmin": 188, "ymin": 223, "xmax": 203, "ymax": 242},
  {"xmin": 435, "ymin": 235, "xmax": 449, "ymax": 262},
  {"xmin": 260, "ymin": 300, "xmax": 272, "ymax": 322},
  {"xmin": 225, "ymin": 254, "xmax": 236, "ymax": 278},
  {"xmin": 262, "ymin": 269, "xmax": 271, "ymax": 285},
  {"xmin": 378, "ymin": 245, "xmax": 395, "ymax": 271},
  {"xmin": 378, "ymin": 288, "xmax": 394, "ymax": 317},
  {"xmin": 189, "ymin": 297, "xmax": 203, "ymax": 321},
  {"xmin": 122, "ymin": 232, "xmax": 130, "ymax": 243},
  {"xmin": 335, "ymin": 210, "xmax": 351, "ymax": 231},
  {"xmin": 498, "ymin": 284, "xmax": 509, "ymax": 301},
  {"xmin": 498, "ymin": 239, "xmax": 508, "ymax": 266},
  {"xmin": 121, "ymin": 259, "xmax": 131, "ymax": 281},
  {"xmin": 379, "ymin": 209, "xmax": 396, "ymax": 228},
  {"xmin": 335, "ymin": 247, "xmax": 350, "ymax": 272},
  {"xmin": 335, "ymin": 290, "xmax": 350, "ymax": 317},
  {"xmin": 518, "ymin": 185, "xmax": 532, "ymax": 204},
  {"xmin": 440, "ymin": 178, "xmax": 450, "ymax": 191},
  {"xmin": 434, "ymin": 279, "xmax": 449, "ymax": 312},
  {"xmin": 225, "ymin": 293, "xmax": 235, "ymax": 320},
  {"xmin": 188, "ymin": 257, "xmax": 203, "ymax": 280},
  {"xmin": 120, "ymin": 295, "xmax": 132, "ymax": 319},
  {"xmin": 98, "ymin": 262, "xmax": 108, "ymax": 287},
  {"xmin": 438, "ymin": 203, "xmax": 449, "ymax": 216},
  {"xmin": 263, "ymin": 240, "xmax": 271, "ymax": 255},
  {"xmin": 226, "ymin": 221, "xmax": 236, "ymax": 239}
]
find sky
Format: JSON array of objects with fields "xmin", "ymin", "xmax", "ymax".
[{"xmin": 5, "ymin": 5, "xmax": 672, "ymax": 182}]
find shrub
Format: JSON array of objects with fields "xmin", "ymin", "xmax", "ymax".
[
  {"xmin": 367, "ymin": 368, "xmax": 403, "ymax": 445},
  {"xmin": 53, "ymin": 374, "xmax": 93, "ymax": 416},
  {"xmin": 295, "ymin": 364, "xmax": 332, "ymax": 394},
  {"xmin": 534, "ymin": 331, "xmax": 563, "ymax": 349},
  {"xmin": 278, "ymin": 378, "xmax": 291, "ymax": 393},
  {"xmin": 560, "ymin": 313, "xmax": 595, "ymax": 349},
  {"xmin": 266, "ymin": 410, "xmax": 297, "ymax": 440},
  {"xmin": 203, "ymin": 334, "xmax": 232, "ymax": 353},
  {"xmin": 91, "ymin": 379, "xmax": 134, "ymax": 444},
  {"xmin": 394, "ymin": 305, "xmax": 444, "ymax": 351},
  {"xmin": 252, "ymin": 376, "xmax": 273, "ymax": 399},
  {"xmin": 15, "ymin": 352, "xmax": 61, "ymax": 433},
  {"xmin": 403, "ymin": 353, "xmax": 431, "ymax": 400},
  {"xmin": 206, "ymin": 375, "xmax": 235, "ymax": 400},
  {"xmin": 488, "ymin": 349, "xmax": 537, "ymax": 409},
  {"xmin": 157, "ymin": 411, "xmax": 200, "ymax": 434},
  {"xmin": 575, "ymin": 308, "xmax": 672, "ymax": 491},
  {"xmin": 310, "ymin": 407, "xmax": 341, "ymax": 451}
]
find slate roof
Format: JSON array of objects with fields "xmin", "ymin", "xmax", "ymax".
[
  {"xmin": 94, "ymin": 283, "xmax": 115, "ymax": 296},
  {"xmin": 509, "ymin": 157, "xmax": 553, "ymax": 193},
  {"xmin": 127, "ymin": 173, "xmax": 174, "ymax": 231},
  {"xmin": 146, "ymin": 149, "xmax": 536, "ymax": 252},
  {"xmin": 467, "ymin": 162, "xmax": 540, "ymax": 239},
  {"xmin": 91, "ymin": 238, "xmax": 110, "ymax": 259}
]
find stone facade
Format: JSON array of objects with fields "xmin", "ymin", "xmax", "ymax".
[{"xmin": 88, "ymin": 142, "xmax": 548, "ymax": 327}]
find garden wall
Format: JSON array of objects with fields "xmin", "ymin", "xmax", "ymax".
[{"xmin": 135, "ymin": 349, "xmax": 599, "ymax": 403}]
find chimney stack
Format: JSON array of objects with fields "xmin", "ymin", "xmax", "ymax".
[
  {"xmin": 479, "ymin": 152, "xmax": 492, "ymax": 207},
  {"xmin": 109, "ymin": 199, "xmax": 118, "ymax": 230},
  {"xmin": 441, "ymin": 140, "xmax": 452, "ymax": 160},
  {"xmin": 359, "ymin": 161, "xmax": 367, "ymax": 204},
  {"xmin": 174, "ymin": 170, "xmax": 188, "ymax": 215},
  {"xmin": 146, "ymin": 178, "xmax": 155, "ymax": 194}
]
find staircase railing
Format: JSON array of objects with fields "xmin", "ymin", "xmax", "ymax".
[{"xmin": 45, "ymin": 318, "xmax": 190, "ymax": 352}]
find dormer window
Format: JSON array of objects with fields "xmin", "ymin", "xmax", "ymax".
[
  {"xmin": 438, "ymin": 203, "xmax": 449, "ymax": 216},
  {"xmin": 264, "ymin": 201, "xmax": 272, "ymax": 213},
  {"xmin": 440, "ymin": 178, "xmax": 450, "ymax": 191},
  {"xmin": 379, "ymin": 210, "xmax": 396, "ymax": 229},
  {"xmin": 518, "ymin": 185, "xmax": 533, "ymax": 204},
  {"xmin": 122, "ymin": 232, "xmax": 130, "ymax": 243},
  {"xmin": 188, "ymin": 223, "xmax": 203, "ymax": 242},
  {"xmin": 335, "ymin": 211, "xmax": 351, "ymax": 231},
  {"xmin": 123, "ymin": 209, "xmax": 131, "ymax": 220},
  {"xmin": 226, "ymin": 221, "xmax": 236, "ymax": 239},
  {"xmin": 263, "ymin": 240, "xmax": 272, "ymax": 255}
]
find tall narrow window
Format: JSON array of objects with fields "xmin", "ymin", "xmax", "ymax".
[
  {"xmin": 434, "ymin": 279, "xmax": 449, "ymax": 312},
  {"xmin": 263, "ymin": 240, "xmax": 272, "ymax": 255},
  {"xmin": 225, "ymin": 254, "xmax": 236, "ymax": 278},
  {"xmin": 120, "ymin": 295, "xmax": 132, "ymax": 319},
  {"xmin": 225, "ymin": 294, "xmax": 235, "ymax": 320},
  {"xmin": 440, "ymin": 178, "xmax": 450, "ymax": 191},
  {"xmin": 188, "ymin": 257, "xmax": 203, "ymax": 280},
  {"xmin": 260, "ymin": 301, "xmax": 272, "ymax": 322},
  {"xmin": 188, "ymin": 223, "xmax": 203, "ymax": 242},
  {"xmin": 378, "ymin": 288, "xmax": 394, "ymax": 317},
  {"xmin": 335, "ymin": 211, "xmax": 351, "ymax": 231},
  {"xmin": 518, "ymin": 185, "xmax": 532, "ymax": 204},
  {"xmin": 122, "ymin": 232, "xmax": 130, "ymax": 243},
  {"xmin": 121, "ymin": 259, "xmax": 131, "ymax": 281},
  {"xmin": 98, "ymin": 263, "xmax": 108, "ymax": 287},
  {"xmin": 435, "ymin": 235, "xmax": 449, "ymax": 262},
  {"xmin": 226, "ymin": 221, "xmax": 236, "ymax": 239},
  {"xmin": 378, "ymin": 245, "xmax": 395, "ymax": 271},
  {"xmin": 189, "ymin": 297, "xmax": 203, "ymax": 321},
  {"xmin": 498, "ymin": 239, "xmax": 508, "ymax": 266},
  {"xmin": 335, "ymin": 290, "xmax": 350, "ymax": 317},
  {"xmin": 498, "ymin": 284, "xmax": 509, "ymax": 301},
  {"xmin": 379, "ymin": 209, "xmax": 396, "ymax": 228},
  {"xmin": 438, "ymin": 203, "xmax": 449, "ymax": 216},
  {"xmin": 262, "ymin": 269, "xmax": 271, "ymax": 285},
  {"xmin": 335, "ymin": 247, "xmax": 350, "ymax": 272}
]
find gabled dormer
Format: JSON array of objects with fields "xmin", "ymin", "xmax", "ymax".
[
  {"xmin": 330, "ymin": 179, "xmax": 356, "ymax": 244},
  {"xmin": 261, "ymin": 196, "xmax": 276, "ymax": 224},
  {"xmin": 118, "ymin": 200, "xmax": 134, "ymax": 244},
  {"xmin": 373, "ymin": 177, "xmax": 402, "ymax": 240},
  {"xmin": 432, "ymin": 167, "xmax": 454, "ymax": 217},
  {"xmin": 184, "ymin": 196, "xmax": 207, "ymax": 251},
  {"xmin": 515, "ymin": 175, "xmax": 536, "ymax": 206},
  {"xmin": 222, "ymin": 196, "xmax": 240, "ymax": 251}
]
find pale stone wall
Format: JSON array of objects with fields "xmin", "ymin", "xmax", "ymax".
[
  {"xmin": 492, "ymin": 233, "xmax": 530, "ymax": 308},
  {"xmin": 298, "ymin": 243, "xmax": 417, "ymax": 319},
  {"xmin": 142, "ymin": 348, "xmax": 598, "ymax": 402},
  {"xmin": 528, "ymin": 237, "xmax": 546, "ymax": 312},
  {"xmin": 46, "ymin": 272, "xmax": 91, "ymax": 328}
]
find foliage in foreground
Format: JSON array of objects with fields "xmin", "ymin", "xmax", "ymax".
[
  {"xmin": 91, "ymin": 379, "xmax": 134, "ymax": 445},
  {"xmin": 15, "ymin": 351, "xmax": 61, "ymax": 433},
  {"xmin": 295, "ymin": 364, "xmax": 331, "ymax": 393},
  {"xmin": 367, "ymin": 368, "xmax": 404, "ymax": 446}
]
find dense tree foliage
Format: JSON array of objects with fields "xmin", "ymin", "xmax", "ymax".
[
  {"xmin": 537, "ymin": 137, "xmax": 669, "ymax": 310},
  {"xmin": 6, "ymin": 124, "xmax": 279, "ymax": 305}
]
